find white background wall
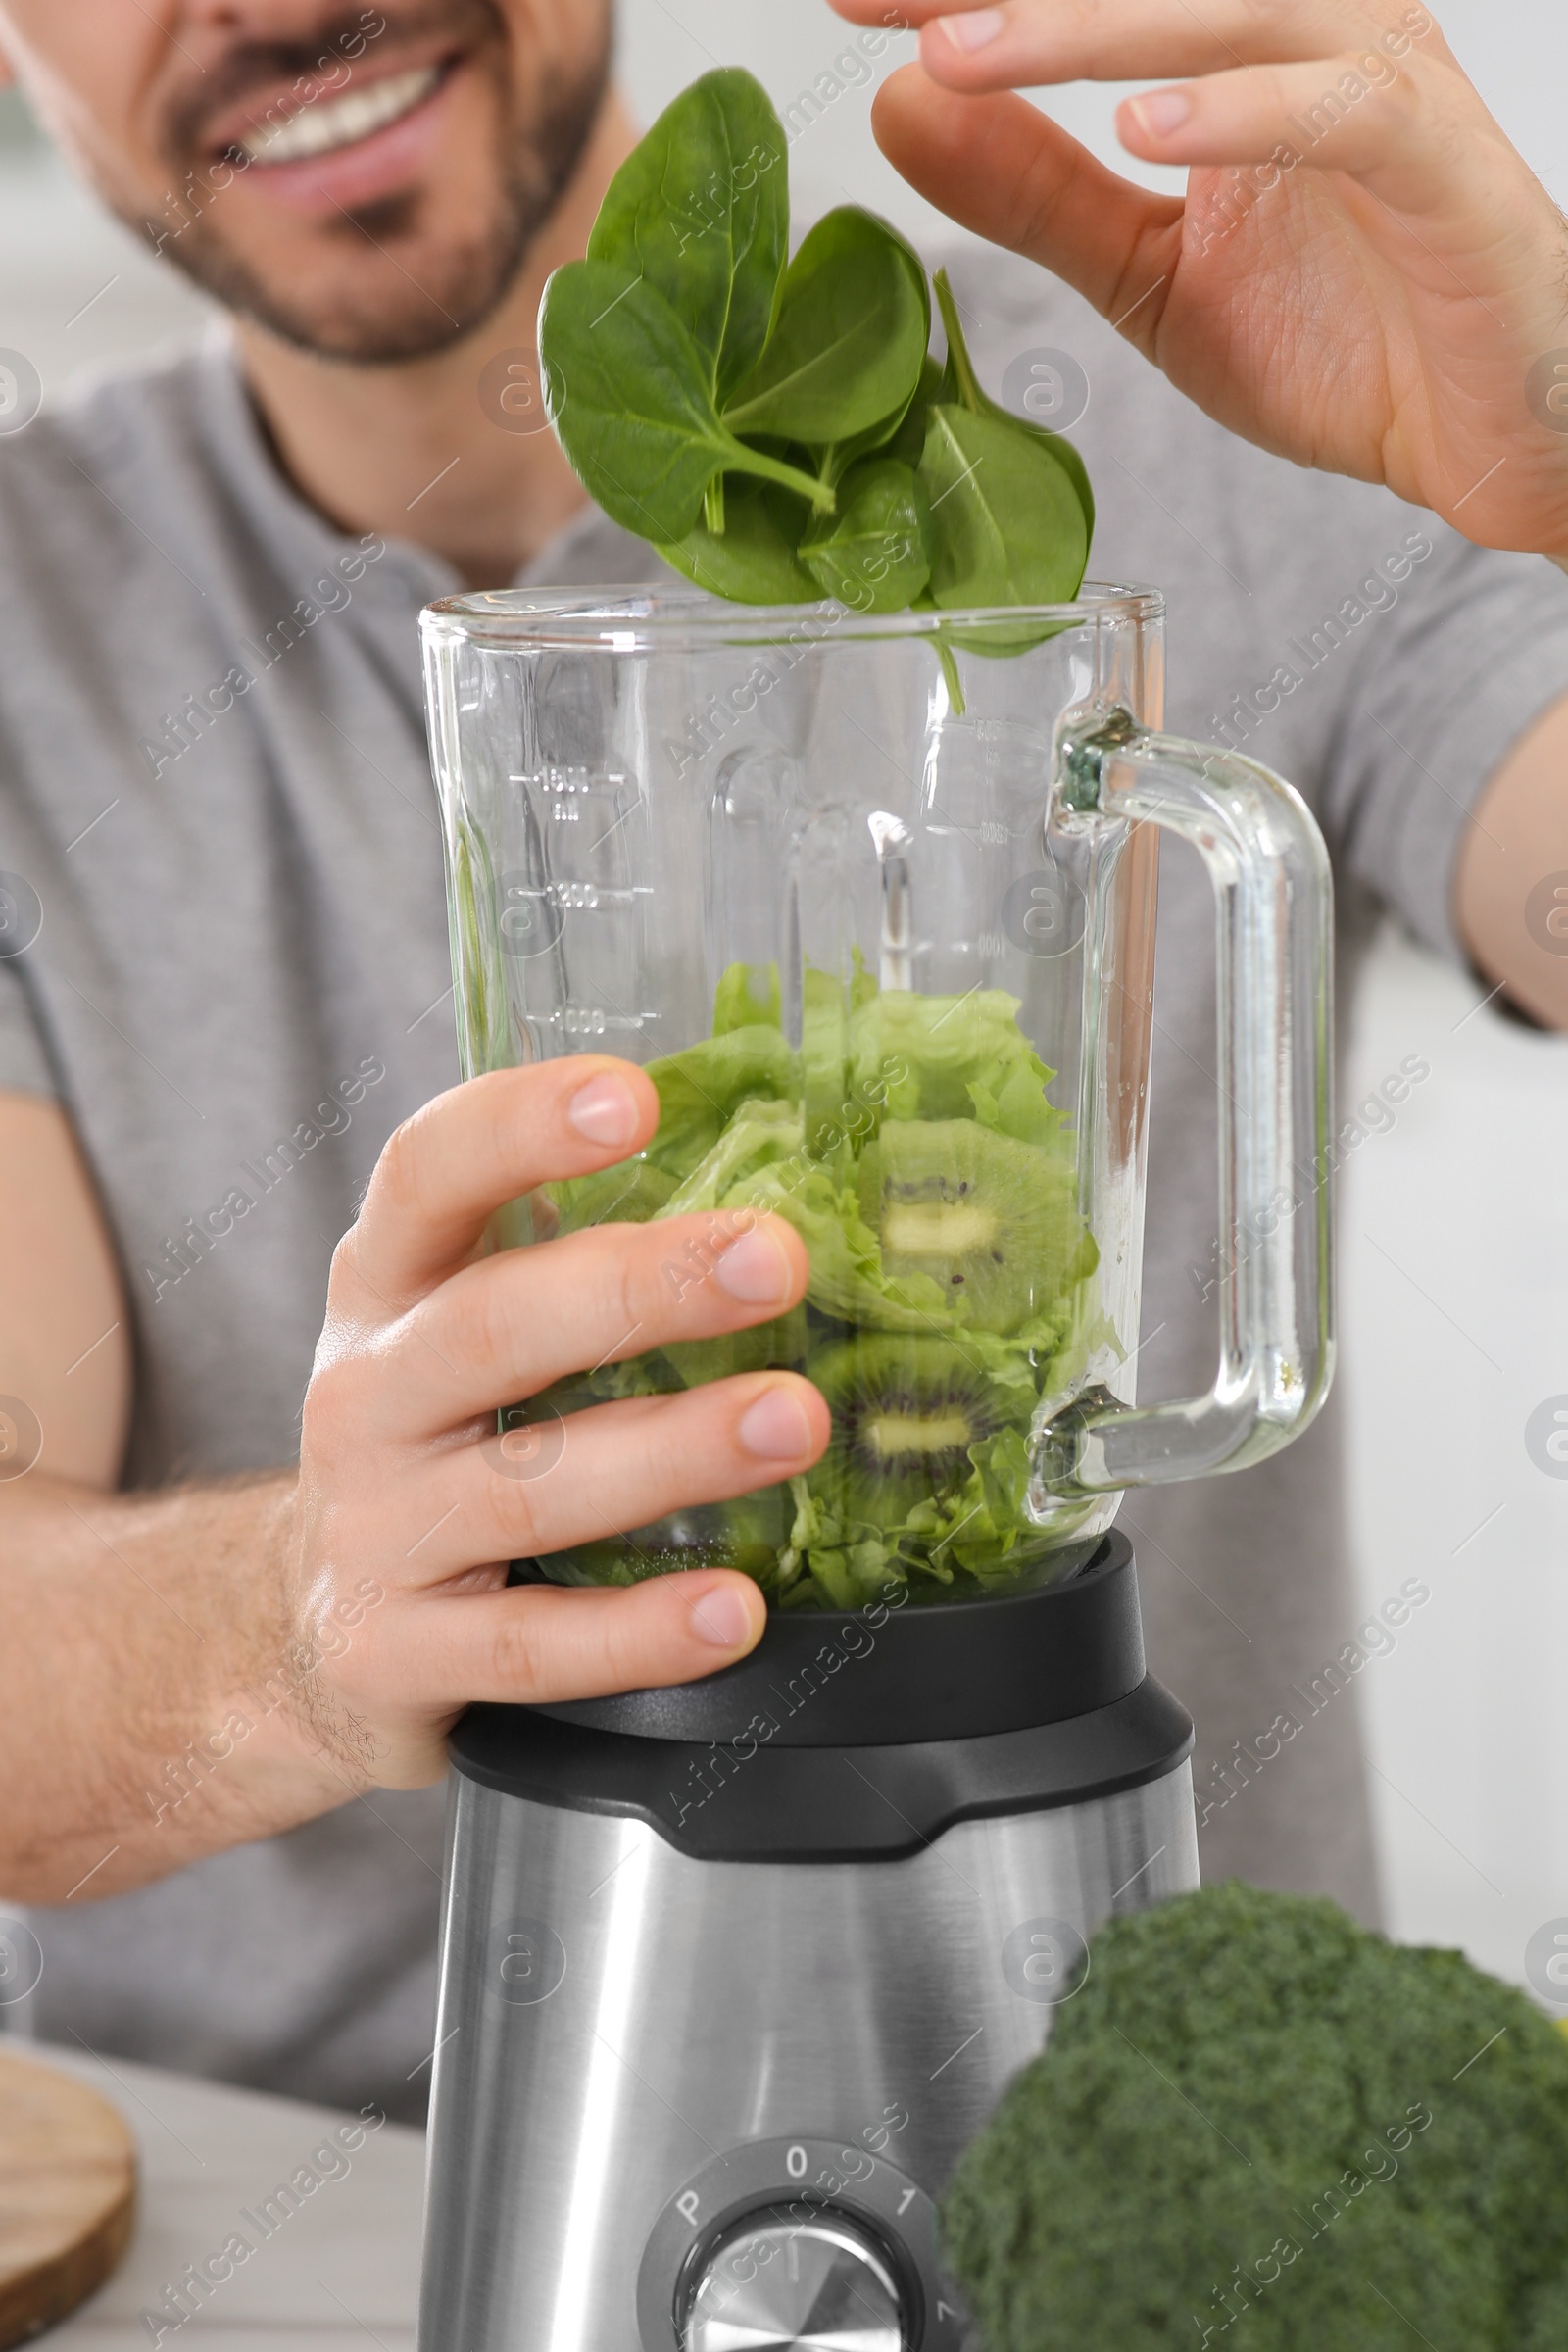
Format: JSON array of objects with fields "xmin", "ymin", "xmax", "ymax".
[{"xmin": 2, "ymin": 2, "xmax": 1566, "ymax": 1992}]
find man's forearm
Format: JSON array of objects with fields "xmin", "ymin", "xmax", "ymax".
[
  {"xmin": 0, "ymin": 1472, "xmax": 359, "ymax": 1903},
  {"xmin": 1455, "ymin": 686, "xmax": 1568, "ymax": 1032}
]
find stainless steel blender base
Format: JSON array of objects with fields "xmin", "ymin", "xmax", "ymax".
[{"xmin": 417, "ymin": 1753, "xmax": 1198, "ymax": 2351}]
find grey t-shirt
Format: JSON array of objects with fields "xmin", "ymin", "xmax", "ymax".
[{"xmin": 3, "ymin": 258, "xmax": 1566, "ymax": 2120}]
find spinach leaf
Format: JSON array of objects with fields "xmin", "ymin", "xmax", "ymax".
[
  {"xmin": 810, "ymin": 236, "xmax": 937, "ymax": 487},
  {"xmin": 884, "ymin": 353, "xmax": 946, "ymax": 470},
  {"xmin": 811, "ymin": 353, "xmax": 934, "ymax": 492},
  {"xmin": 1023, "ymin": 409, "xmax": 1094, "ymax": 543},
  {"xmin": 587, "ymin": 68, "xmax": 787, "ymax": 408},
  {"xmin": 801, "ymin": 456, "xmax": 934, "ymax": 612},
  {"xmin": 722, "ymin": 207, "xmax": 929, "ymax": 446},
  {"xmin": 921, "ymin": 271, "xmax": 1089, "ymax": 613},
  {"xmin": 540, "ymin": 260, "xmax": 832, "ymax": 542},
  {"xmin": 935, "ymin": 270, "xmax": 1094, "ymax": 536},
  {"xmin": 659, "ymin": 478, "xmax": 820, "ymax": 604},
  {"xmin": 920, "ymin": 402, "xmax": 1090, "ymax": 608},
  {"xmin": 538, "ymin": 70, "xmax": 1099, "ymax": 631}
]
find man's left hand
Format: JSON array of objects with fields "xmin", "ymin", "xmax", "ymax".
[{"xmin": 828, "ymin": 1, "xmax": 1568, "ymax": 561}]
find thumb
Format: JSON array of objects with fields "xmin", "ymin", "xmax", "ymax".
[
  {"xmin": 871, "ymin": 66, "xmax": 1183, "ymax": 351},
  {"xmin": 412, "ymin": 1569, "xmax": 768, "ymax": 1709}
]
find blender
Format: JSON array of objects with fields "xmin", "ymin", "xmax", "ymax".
[{"xmin": 416, "ymin": 585, "xmax": 1332, "ymax": 2350}]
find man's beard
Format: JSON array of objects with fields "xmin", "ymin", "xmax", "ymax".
[{"xmin": 140, "ymin": 2, "xmax": 611, "ymax": 365}]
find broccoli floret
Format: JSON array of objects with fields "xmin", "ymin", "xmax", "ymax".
[{"xmin": 944, "ymin": 1882, "xmax": 1568, "ymax": 2351}]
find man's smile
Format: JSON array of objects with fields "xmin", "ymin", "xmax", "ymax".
[
  {"xmin": 183, "ymin": 27, "xmax": 476, "ymax": 218},
  {"xmin": 235, "ymin": 60, "xmax": 449, "ymax": 168}
]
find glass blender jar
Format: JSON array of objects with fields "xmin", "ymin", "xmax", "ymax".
[
  {"xmin": 421, "ymin": 583, "xmax": 1332, "ymax": 1611},
  {"xmin": 415, "ymin": 582, "xmax": 1333, "ymax": 2352}
]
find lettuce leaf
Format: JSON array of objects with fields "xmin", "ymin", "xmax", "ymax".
[
  {"xmin": 803, "ymin": 963, "xmax": 852, "ymax": 1156},
  {"xmin": 661, "ymin": 1096, "xmax": 804, "ymax": 1214},
  {"xmin": 712, "ymin": 960, "xmax": 783, "ymax": 1035},
  {"xmin": 545, "ymin": 1155, "xmax": 677, "ymax": 1234},
  {"xmin": 661, "ymin": 1304, "xmax": 806, "ymax": 1391},
  {"xmin": 849, "ymin": 986, "xmax": 1065, "ymax": 1144},
  {"xmin": 645, "ymin": 1022, "xmax": 801, "ymax": 1172}
]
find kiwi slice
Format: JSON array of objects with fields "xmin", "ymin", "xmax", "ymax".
[
  {"xmin": 813, "ymin": 1333, "xmax": 1005, "ymax": 1526},
  {"xmin": 873, "ymin": 1118, "xmax": 1083, "ymax": 1335}
]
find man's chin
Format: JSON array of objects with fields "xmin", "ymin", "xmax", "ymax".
[{"xmin": 169, "ymin": 221, "xmax": 527, "ymax": 367}]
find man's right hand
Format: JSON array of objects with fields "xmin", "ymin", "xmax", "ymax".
[
  {"xmin": 0, "ymin": 1062, "xmax": 827, "ymax": 1902},
  {"xmin": 829, "ymin": 0, "xmax": 1568, "ymax": 563},
  {"xmin": 284, "ymin": 1055, "xmax": 828, "ymax": 1790}
]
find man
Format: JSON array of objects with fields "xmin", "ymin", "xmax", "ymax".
[{"xmin": 0, "ymin": 0, "xmax": 1562, "ymax": 2121}]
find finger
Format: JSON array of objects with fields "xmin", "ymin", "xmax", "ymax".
[
  {"xmin": 343, "ymin": 1058, "xmax": 660, "ymax": 1310},
  {"xmin": 829, "ymin": 0, "xmax": 1017, "ymax": 21},
  {"xmin": 1114, "ymin": 48, "xmax": 1499, "ymax": 218},
  {"xmin": 410, "ymin": 1570, "xmax": 770, "ymax": 1707},
  {"xmin": 905, "ymin": 0, "xmax": 1403, "ymax": 87},
  {"xmin": 381, "ymin": 1208, "xmax": 811, "ymax": 1438},
  {"xmin": 871, "ymin": 68, "xmax": 1183, "ymax": 350},
  {"xmin": 391, "ymin": 1372, "xmax": 832, "ymax": 1585}
]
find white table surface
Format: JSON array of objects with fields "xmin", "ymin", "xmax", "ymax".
[{"xmin": 24, "ymin": 2041, "xmax": 424, "ymax": 2349}]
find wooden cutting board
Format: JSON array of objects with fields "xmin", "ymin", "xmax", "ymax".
[{"xmin": 0, "ymin": 2050, "xmax": 136, "ymax": 2348}]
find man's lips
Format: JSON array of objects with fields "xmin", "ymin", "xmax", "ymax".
[
  {"xmin": 207, "ymin": 54, "xmax": 463, "ymax": 214},
  {"xmin": 237, "ymin": 61, "xmax": 445, "ymax": 165}
]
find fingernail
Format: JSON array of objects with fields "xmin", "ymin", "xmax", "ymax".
[
  {"xmin": 738, "ymin": 1385, "xmax": 813, "ymax": 1460},
  {"xmin": 1129, "ymin": 88, "xmax": 1194, "ymax": 137},
  {"xmin": 713, "ymin": 1225, "xmax": 792, "ymax": 1305},
  {"xmin": 690, "ymin": 1583, "xmax": 756, "ymax": 1650},
  {"xmin": 566, "ymin": 1073, "xmax": 639, "ymax": 1149},
  {"xmin": 936, "ymin": 6, "xmax": 1004, "ymax": 50}
]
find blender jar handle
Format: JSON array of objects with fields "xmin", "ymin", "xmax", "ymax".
[{"xmin": 1035, "ymin": 707, "xmax": 1335, "ymax": 1503}]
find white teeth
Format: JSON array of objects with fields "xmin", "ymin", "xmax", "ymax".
[{"xmin": 239, "ymin": 65, "xmax": 441, "ymax": 165}]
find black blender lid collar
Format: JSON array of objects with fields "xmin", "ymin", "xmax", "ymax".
[
  {"xmin": 449, "ymin": 1678, "xmax": 1193, "ymax": 1864},
  {"xmin": 515, "ymin": 1530, "xmax": 1144, "ymax": 1749}
]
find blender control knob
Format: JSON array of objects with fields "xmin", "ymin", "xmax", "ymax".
[{"xmin": 682, "ymin": 2207, "xmax": 906, "ymax": 2351}]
